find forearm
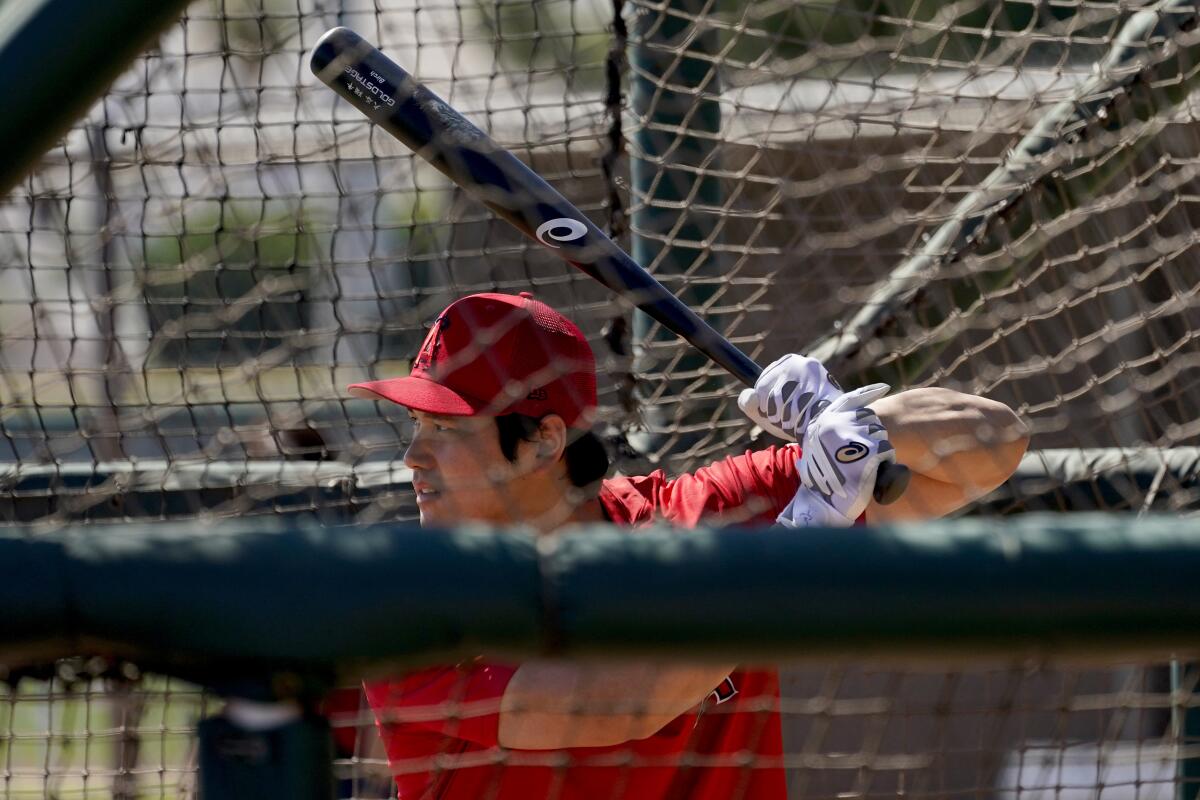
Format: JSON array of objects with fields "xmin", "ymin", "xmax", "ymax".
[
  {"xmin": 498, "ymin": 660, "xmax": 735, "ymax": 749},
  {"xmin": 873, "ymin": 388, "xmax": 1028, "ymax": 484},
  {"xmin": 737, "ymin": 355, "xmax": 1028, "ymax": 522},
  {"xmin": 867, "ymin": 388, "xmax": 1029, "ymax": 521}
]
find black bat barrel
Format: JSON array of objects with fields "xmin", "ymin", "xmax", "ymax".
[{"xmin": 309, "ymin": 26, "xmax": 761, "ymax": 385}]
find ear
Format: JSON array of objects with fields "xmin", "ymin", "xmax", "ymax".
[{"xmin": 518, "ymin": 414, "xmax": 568, "ymax": 473}]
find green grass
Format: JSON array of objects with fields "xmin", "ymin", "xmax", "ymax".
[{"xmin": 0, "ymin": 676, "xmax": 211, "ymax": 799}]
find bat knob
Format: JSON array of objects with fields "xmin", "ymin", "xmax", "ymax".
[{"xmin": 872, "ymin": 461, "xmax": 911, "ymax": 505}]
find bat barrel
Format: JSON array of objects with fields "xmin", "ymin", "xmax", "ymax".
[{"xmin": 310, "ymin": 27, "xmax": 761, "ymax": 387}]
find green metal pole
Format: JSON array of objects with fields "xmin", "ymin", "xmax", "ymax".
[
  {"xmin": 1175, "ymin": 660, "xmax": 1200, "ymax": 800},
  {"xmin": 628, "ymin": 0, "xmax": 726, "ymax": 464},
  {"xmin": 5, "ymin": 515, "xmax": 1200, "ymax": 676},
  {"xmin": 0, "ymin": 0, "xmax": 193, "ymax": 197}
]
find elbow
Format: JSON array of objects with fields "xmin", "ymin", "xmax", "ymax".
[
  {"xmin": 986, "ymin": 400, "xmax": 1030, "ymax": 480},
  {"xmin": 918, "ymin": 389, "xmax": 1029, "ymax": 492},
  {"xmin": 965, "ymin": 397, "xmax": 1029, "ymax": 491}
]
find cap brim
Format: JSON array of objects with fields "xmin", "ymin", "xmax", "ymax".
[{"xmin": 347, "ymin": 376, "xmax": 484, "ymax": 416}]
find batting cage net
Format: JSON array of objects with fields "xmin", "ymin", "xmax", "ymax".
[
  {"xmin": 0, "ymin": 0, "xmax": 1197, "ymax": 514},
  {"xmin": 0, "ymin": 516, "xmax": 1196, "ymax": 800},
  {"xmin": 1, "ymin": 0, "xmax": 1200, "ymax": 798},
  {"xmin": 1, "ymin": 657, "xmax": 1194, "ymax": 799},
  {"xmin": 323, "ymin": 661, "xmax": 1198, "ymax": 800}
]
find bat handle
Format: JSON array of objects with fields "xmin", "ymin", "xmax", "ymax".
[
  {"xmin": 741, "ymin": 361, "xmax": 910, "ymax": 505},
  {"xmin": 873, "ymin": 461, "xmax": 911, "ymax": 505}
]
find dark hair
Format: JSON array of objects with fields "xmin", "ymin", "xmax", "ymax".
[{"xmin": 495, "ymin": 414, "xmax": 610, "ymax": 489}]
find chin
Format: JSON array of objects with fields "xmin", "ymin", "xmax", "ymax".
[
  {"xmin": 417, "ymin": 507, "xmax": 444, "ymax": 527},
  {"xmin": 418, "ymin": 503, "xmax": 504, "ymax": 529},
  {"xmin": 416, "ymin": 499, "xmax": 470, "ymax": 528}
]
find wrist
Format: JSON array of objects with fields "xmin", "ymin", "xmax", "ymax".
[{"xmin": 776, "ymin": 486, "xmax": 855, "ymax": 528}]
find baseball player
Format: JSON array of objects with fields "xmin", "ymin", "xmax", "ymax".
[{"xmin": 347, "ymin": 291, "xmax": 1028, "ymax": 799}]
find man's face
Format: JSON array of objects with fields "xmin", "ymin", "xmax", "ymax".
[{"xmin": 403, "ymin": 409, "xmax": 523, "ymax": 527}]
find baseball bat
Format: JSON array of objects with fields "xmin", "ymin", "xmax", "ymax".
[{"xmin": 309, "ymin": 27, "xmax": 909, "ymax": 505}]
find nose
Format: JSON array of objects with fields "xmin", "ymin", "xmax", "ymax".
[{"xmin": 403, "ymin": 426, "xmax": 432, "ymax": 471}]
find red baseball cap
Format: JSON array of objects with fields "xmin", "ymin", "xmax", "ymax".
[{"xmin": 348, "ymin": 293, "xmax": 598, "ymax": 428}]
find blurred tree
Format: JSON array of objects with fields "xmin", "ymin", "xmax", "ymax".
[
  {"xmin": 472, "ymin": 0, "xmax": 610, "ymax": 91},
  {"xmin": 217, "ymin": 0, "xmax": 301, "ymax": 58},
  {"xmin": 140, "ymin": 199, "xmax": 329, "ymax": 366},
  {"xmin": 468, "ymin": 0, "xmax": 1092, "ymax": 90},
  {"xmin": 717, "ymin": 0, "xmax": 1089, "ymax": 82},
  {"xmin": 139, "ymin": 189, "xmax": 449, "ymax": 368}
]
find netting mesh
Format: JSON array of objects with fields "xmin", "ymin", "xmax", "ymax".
[
  {"xmin": 1, "ymin": 671, "xmax": 208, "ymax": 799},
  {"xmin": 0, "ymin": 0, "xmax": 619, "ymax": 510},
  {"xmin": 5, "ymin": 660, "xmax": 1191, "ymax": 799},
  {"xmin": 1, "ymin": 0, "xmax": 1198, "ymax": 514},
  {"xmin": 3, "ymin": 0, "xmax": 1200, "ymax": 798}
]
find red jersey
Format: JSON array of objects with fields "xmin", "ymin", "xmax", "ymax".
[{"xmin": 366, "ymin": 445, "xmax": 803, "ymax": 800}]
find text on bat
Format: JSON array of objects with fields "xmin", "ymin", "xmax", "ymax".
[{"xmin": 342, "ymin": 67, "xmax": 396, "ymax": 107}]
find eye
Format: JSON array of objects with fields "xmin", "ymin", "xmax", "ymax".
[{"xmin": 409, "ymin": 414, "xmax": 452, "ymax": 433}]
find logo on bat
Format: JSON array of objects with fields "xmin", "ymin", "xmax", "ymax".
[
  {"xmin": 535, "ymin": 218, "xmax": 587, "ymax": 249},
  {"xmin": 835, "ymin": 442, "xmax": 869, "ymax": 463}
]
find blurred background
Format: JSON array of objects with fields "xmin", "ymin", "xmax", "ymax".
[
  {"xmin": 0, "ymin": 0, "xmax": 1199, "ymax": 797},
  {"xmin": 2, "ymin": 0, "xmax": 1198, "ymax": 509}
]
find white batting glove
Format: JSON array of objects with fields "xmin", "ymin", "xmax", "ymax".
[
  {"xmin": 798, "ymin": 383, "xmax": 896, "ymax": 522},
  {"xmin": 737, "ymin": 354, "xmax": 843, "ymax": 441},
  {"xmin": 775, "ymin": 485, "xmax": 856, "ymax": 528}
]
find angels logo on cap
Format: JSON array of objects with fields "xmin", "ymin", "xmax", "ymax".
[
  {"xmin": 347, "ymin": 292, "xmax": 598, "ymax": 428},
  {"xmin": 412, "ymin": 314, "xmax": 451, "ymax": 371}
]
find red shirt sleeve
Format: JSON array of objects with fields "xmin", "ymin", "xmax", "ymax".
[
  {"xmin": 602, "ymin": 444, "xmax": 803, "ymax": 527},
  {"xmin": 364, "ymin": 661, "xmax": 516, "ymax": 748}
]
